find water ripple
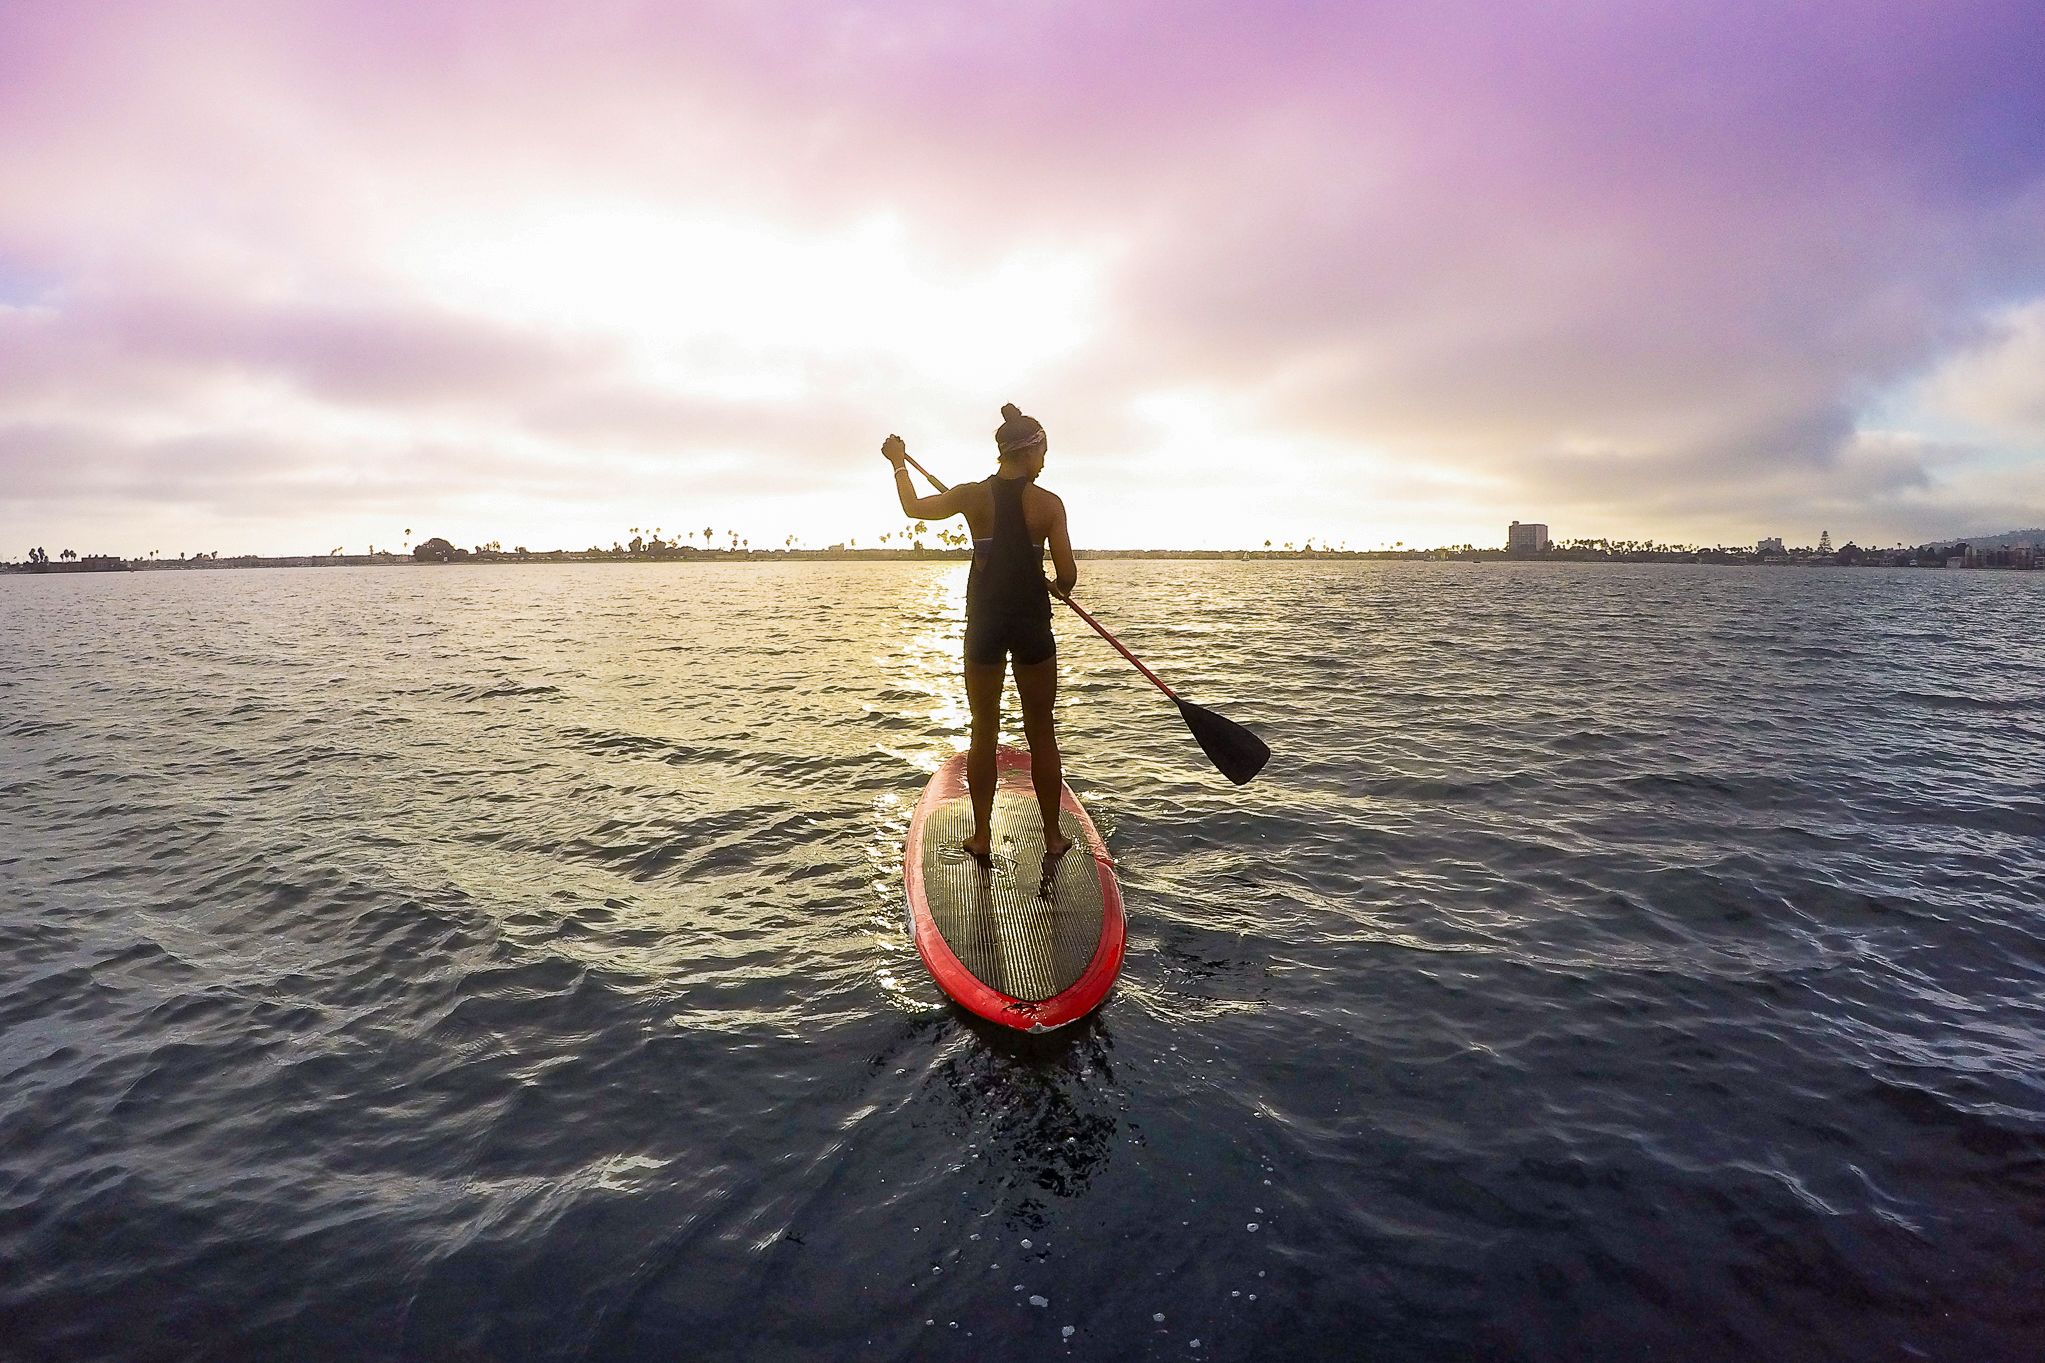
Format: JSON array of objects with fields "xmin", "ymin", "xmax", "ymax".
[{"xmin": 2, "ymin": 561, "xmax": 2042, "ymax": 1361}]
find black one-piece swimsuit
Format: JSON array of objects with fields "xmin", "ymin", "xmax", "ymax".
[{"xmin": 963, "ymin": 474, "xmax": 1054, "ymax": 666}]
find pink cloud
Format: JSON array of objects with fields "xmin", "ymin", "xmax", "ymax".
[
  {"xmin": 2, "ymin": 0, "xmax": 2042, "ymax": 554},
  {"xmin": 0, "ymin": 290, "xmax": 612, "ymax": 409}
]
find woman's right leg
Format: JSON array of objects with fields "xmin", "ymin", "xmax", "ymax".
[{"xmin": 1013, "ymin": 656, "xmax": 1070, "ymax": 858}]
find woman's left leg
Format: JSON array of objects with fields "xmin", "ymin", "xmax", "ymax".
[{"xmin": 962, "ymin": 659, "xmax": 1006, "ymax": 860}]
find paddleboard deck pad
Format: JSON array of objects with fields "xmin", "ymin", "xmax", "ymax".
[{"xmin": 904, "ymin": 746, "xmax": 1125, "ymax": 1031}]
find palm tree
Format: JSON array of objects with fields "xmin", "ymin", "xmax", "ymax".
[
  {"xmin": 703, "ymin": 525, "xmax": 713, "ymax": 546},
  {"xmin": 403, "ymin": 527, "xmax": 412, "ymax": 552}
]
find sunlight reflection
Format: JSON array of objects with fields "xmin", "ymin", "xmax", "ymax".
[
  {"xmin": 866, "ymin": 568, "xmax": 973, "ymax": 1015},
  {"xmin": 892, "ymin": 564, "xmax": 971, "ymax": 766}
]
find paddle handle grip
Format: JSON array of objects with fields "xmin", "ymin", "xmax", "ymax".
[
  {"xmin": 902, "ymin": 453, "xmax": 947, "ymax": 493},
  {"xmin": 897, "ymin": 450, "xmax": 1177, "ymax": 702}
]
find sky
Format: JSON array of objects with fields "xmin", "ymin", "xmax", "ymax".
[{"xmin": 3, "ymin": 0, "xmax": 2044, "ymax": 558}]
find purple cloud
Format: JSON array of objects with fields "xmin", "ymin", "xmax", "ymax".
[{"xmin": 1, "ymin": 0, "xmax": 2041, "ymax": 556}]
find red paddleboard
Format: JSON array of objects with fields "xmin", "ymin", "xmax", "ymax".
[{"xmin": 904, "ymin": 746, "xmax": 1125, "ymax": 1032}]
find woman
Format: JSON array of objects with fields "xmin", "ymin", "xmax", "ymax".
[{"xmin": 883, "ymin": 404, "xmax": 1079, "ymax": 862}]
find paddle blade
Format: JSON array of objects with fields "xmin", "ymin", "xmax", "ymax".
[{"xmin": 1175, "ymin": 696, "xmax": 1271, "ymax": 785}]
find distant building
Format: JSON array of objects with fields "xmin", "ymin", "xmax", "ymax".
[
  {"xmin": 1507, "ymin": 521, "xmax": 1550, "ymax": 554},
  {"xmin": 1757, "ymin": 537, "xmax": 1785, "ymax": 556}
]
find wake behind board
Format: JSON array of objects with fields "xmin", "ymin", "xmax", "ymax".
[{"xmin": 904, "ymin": 746, "xmax": 1124, "ymax": 1032}]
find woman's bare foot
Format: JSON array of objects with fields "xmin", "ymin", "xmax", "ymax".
[
  {"xmin": 961, "ymin": 833, "xmax": 992, "ymax": 864},
  {"xmin": 1036, "ymin": 833, "xmax": 1072, "ymax": 899}
]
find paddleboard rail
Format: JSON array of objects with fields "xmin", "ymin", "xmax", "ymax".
[{"xmin": 904, "ymin": 747, "xmax": 1124, "ymax": 1032}]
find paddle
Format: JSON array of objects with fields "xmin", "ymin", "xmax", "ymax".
[{"xmin": 894, "ymin": 450, "xmax": 1272, "ymax": 785}]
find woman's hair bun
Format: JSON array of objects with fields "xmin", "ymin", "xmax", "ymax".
[{"xmin": 994, "ymin": 401, "xmax": 1045, "ymax": 457}]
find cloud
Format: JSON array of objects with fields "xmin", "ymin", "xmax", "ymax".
[
  {"xmin": 0, "ymin": 416, "xmax": 540, "ymax": 511},
  {"xmin": 0, "ymin": 289, "xmax": 613, "ymax": 410},
  {"xmin": 1919, "ymin": 298, "xmax": 2045, "ymax": 445},
  {"xmin": 2, "ymin": 0, "xmax": 2044, "ymax": 554}
]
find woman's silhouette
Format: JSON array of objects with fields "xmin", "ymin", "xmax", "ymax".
[{"xmin": 884, "ymin": 404, "xmax": 1078, "ymax": 861}]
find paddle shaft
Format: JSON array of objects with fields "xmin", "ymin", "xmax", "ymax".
[
  {"xmin": 896, "ymin": 453, "xmax": 1179, "ymax": 702},
  {"xmin": 1050, "ymin": 593, "xmax": 1178, "ymax": 700}
]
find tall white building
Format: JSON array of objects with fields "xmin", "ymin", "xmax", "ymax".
[{"xmin": 1507, "ymin": 521, "xmax": 1550, "ymax": 554}]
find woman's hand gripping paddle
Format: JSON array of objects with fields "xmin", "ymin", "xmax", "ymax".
[{"xmin": 892, "ymin": 449, "xmax": 1271, "ymax": 786}]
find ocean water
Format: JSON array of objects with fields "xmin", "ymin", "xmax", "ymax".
[{"xmin": 1, "ymin": 560, "xmax": 2041, "ymax": 1362}]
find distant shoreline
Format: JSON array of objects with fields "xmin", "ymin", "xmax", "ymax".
[{"xmin": 7, "ymin": 546, "xmax": 2042, "ymax": 573}]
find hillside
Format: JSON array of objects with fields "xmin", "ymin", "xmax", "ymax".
[{"xmin": 1949, "ymin": 527, "xmax": 2045, "ymax": 549}]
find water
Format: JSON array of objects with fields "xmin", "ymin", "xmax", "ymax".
[{"xmin": 2, "ymin": 561, "xmax": 2041, "ymax": 1362}]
